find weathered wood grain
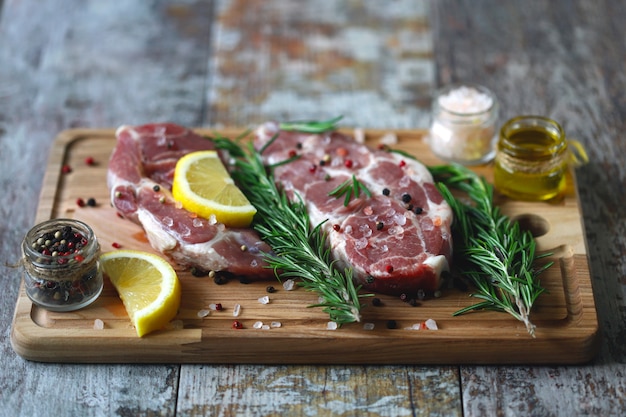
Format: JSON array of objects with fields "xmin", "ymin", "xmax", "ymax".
[
  {"xmin": 2, "ymin": 0, "xmax": 626, "ymax": 415},
  {"xmin": 10, "ymin": 128, "xmax": 598, "ymax": 366},
  {"xmin": 184, "ymin": 2, "xmax": 463, "ymax": 416},
  {"xmin": 0, "ymin": 1, "xmax": 212, "ymax": 416},
  {"xmin": 434, "ymin": 0, "xmax": 626, "ymax": 415},
  {"xmin": 207, "ymin": 0, "xmax": 434, "ymax": 129},
  {"xmin": 176, "ymin": 365, "xmax": 461, "ymax": 417},
  {"xmin": 0, "ymin": 0, "xmax": 460, "ymax": 416}
]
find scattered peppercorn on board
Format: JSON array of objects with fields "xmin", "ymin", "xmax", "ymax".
[{"xmin": 10, "ymin": 128, "xmax": 600, "ymax": 364}]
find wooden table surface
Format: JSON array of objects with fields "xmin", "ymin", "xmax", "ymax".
[{"xmin": 1, "ymin": 0, "xmax": 624, "ymax": 416}]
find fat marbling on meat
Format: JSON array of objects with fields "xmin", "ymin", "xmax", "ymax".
[
  {"xmin": 254, "ymin": 122, "xmax": 453, "ymax": 296},
  {"xmin": 107, "ymin": 123, "xmax": 274, "ymax": 279}
]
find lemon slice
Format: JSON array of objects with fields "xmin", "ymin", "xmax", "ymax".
[
  {"xmin": 101, "ymin": 250, "xmax": 181, "ymax": 337},
  {"xmin": 172, "ymin": 150, "xmax": 256, "ymax": 227}
]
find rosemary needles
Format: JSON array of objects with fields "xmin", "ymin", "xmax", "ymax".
[
  {"xmin": 429, "ymin": 164, "xmax": 550, "ymax": 337},
  {"xmin": 328, "ymin": 174, "xmax": 372, "ymax": 207},
  {"xmin": 213, "ymin": 122, "xmax": 367, "ymax": 325},
  {"xmin": 211, "ymin": 120, "xmax": 549, "ymax": 334},
  {"xmin": 279, "ymin": 116, "xmax": 343, "ymax": 133}
]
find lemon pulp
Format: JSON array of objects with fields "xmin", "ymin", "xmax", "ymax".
[
  {"xmin": 172, "ymin": 150, "xmax": 256, "ymax": 227},
  {"xmin": 101, "ymin": 250, "xmax": 181, "ymax": 337}
]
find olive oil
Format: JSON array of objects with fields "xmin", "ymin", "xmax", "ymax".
[{"xmin": 494, "ymin": 116, "xmax": 568, "ymax": 201}]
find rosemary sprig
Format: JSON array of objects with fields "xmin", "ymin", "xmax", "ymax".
[
  {"xmin": 213, "ymin": 131, "xmax": 367, "ymax": 325},
  {"xmin": 279, "ymin": 116, "xmax": 343, "ymax": 133},
  {"xmin": 429, "ymin": 164, "xmax": 551, "ymax": 337},
  {"xmin": 328, "ymin": 174, "xmax": 372, "ymax": 206},
  {"xmin": 214, "ymin": 125, "xmax": 548, "ymax": 334}
]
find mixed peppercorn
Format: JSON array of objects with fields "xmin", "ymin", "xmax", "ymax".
[
  {"xmin": 22, "ymin": 220, "xmax": 103, "ymax": 311},
  {"xmin": 31, "ymin": 225, "xmax": 88, "ymax": 263}
]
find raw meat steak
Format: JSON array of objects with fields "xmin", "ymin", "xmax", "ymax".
[
  {"xmin": 254, "ymin": 122, "xmax": 453, "ymax": 296},
  {"xmin": 107, "ymin": 123, "xmax": 274, "ymax": 279}
]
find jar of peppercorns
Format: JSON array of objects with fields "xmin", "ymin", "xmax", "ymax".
[{"xmin": 21, "ymin": 218, "xmax": 103, "ymax": 311}]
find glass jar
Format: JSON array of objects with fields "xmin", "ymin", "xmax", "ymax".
[
  {"xmin": 21, "ymin": 218, "xmax": 103, "ymax": 311},
  {"xmin": 494, "ymin": 116, "xmax": 568, "ymax": 201},
  {"xmin": 427, "ymin": 84, "xmax": 499, "ymax": 165}
]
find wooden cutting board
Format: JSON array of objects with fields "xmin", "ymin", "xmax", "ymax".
[{"xmin": 10, "ymin": 128, "xmax": 599, "ymax": 364}]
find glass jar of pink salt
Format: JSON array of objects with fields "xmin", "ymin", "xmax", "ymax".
[{"xmin": 427, "ymin": 84, "xmax": 499, "ymax": 165}]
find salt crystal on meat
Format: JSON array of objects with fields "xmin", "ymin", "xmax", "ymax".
[
  {"xmin": 107, "ymin": 123, "xmax": 274, "ymax": 279},
  {"xmin": 254, "ymin": 122, "xmax": 453, "ymax": 296}
]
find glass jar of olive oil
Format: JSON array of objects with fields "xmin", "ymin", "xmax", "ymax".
[{"xmin": 494, "ymin": 116, "xmax": 568, "ymax": 201}]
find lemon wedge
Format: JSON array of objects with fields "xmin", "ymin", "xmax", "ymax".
[
  {"xmin": 101, "ymin": 250, "xmax": 181, "ymax": 337},
  {"xmin": 172, "ymin": 150, "xmax": 256, "ymax": 227}
]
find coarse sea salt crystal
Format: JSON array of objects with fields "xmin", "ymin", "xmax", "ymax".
[
  {"xmin": 261, "ymin": 324, "xmax": 270, "ymax": 330},
  {"xmin": 363, "ymin": 322, "xmax": 375, "ymax": 330},
  {"xmin": 93, "ymin": 319, "xmax": 104, "ymax": 330},
  {"xmin": 168, "ymin": 320, "xmax": 184, "ymax": 330},
  {"xmin": 197, "ymin": 309, "xmax": 210, "ymax": 318},
  {"xmin": 439, "ymin": 86, "xmax": 493, "ymax": 113},
  {"xmin": 180, "ymin": 224, "xmax": 191, "ymax": 237},
  {"xmin": 258, "ymin": 295, "xmax": 270, "ymax": 304},
  {"xmin": 271, "ymin": 321, "xmax": 282, "ymax": 328},
  {"xmin": 425, "ymin": 318, "xmax": 438, "ymax": 330},
  {"xmin": 208, "ymin": 214, "xmax": 217, "ymax": 225},
  {"xmin": 388, "ymin": 225, "xmax": 404, "ymax": 236},
  {"xmin": 393, "ymin": 213, "xmax": 407, "ymax": 226},
  {"xmin": 399, "ymin": 175, "xmax": 411, "ymax": 188},
  {"xmin": 354, "ymin": 128, "xmax": 365, "ymax": 144},
  {"xmin": 233, "ymin": 303, "xmax": 241, "ymax": 317},
  {"xmin": 355, "ymin": 238, "xmax": 368, "ymax": 250},
  {"xmin": 283, "ymin": 279, "xmax": 296, "ymax": 291},
  {"xmin": 383, "ymin": 208, "xmax": 396, "ymax": 217},
  {"xmin": 253, "ymin": 321, "xmax": 264, "ymax": 329},
  {"xmin": 327, "ymin": 321, "xmax": 338, "ymax": 330},
  {"xmin": 192, "ymin": 218, "xmax": 204, "ymax": 228},
  {"xmin": 379, "ymin": 132, "xmax": 398, "ymax": 145},
  {"xmin": 156, "ymin": 134, "xmax": 167, "ymax": 146}
]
